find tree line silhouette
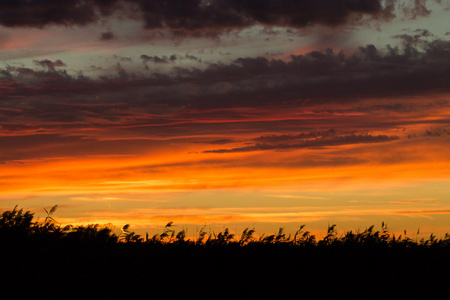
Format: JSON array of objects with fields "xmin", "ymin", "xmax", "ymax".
[{"xmin": 1, "ymin": 205, "xmax": 449, "ymax": 297}]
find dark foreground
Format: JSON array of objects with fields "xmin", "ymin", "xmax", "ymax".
[{"xmin": 1, "ymin": 206, "xmax": 449, "ymax": 298}]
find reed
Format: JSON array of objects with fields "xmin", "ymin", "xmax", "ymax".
[
  {"xmin": 2, "ymin": 205, "xmax": 450, "ymax": 248},
  {"xmin": 1, "ymin": 206, "xmax": 449, "ymax": 296}
]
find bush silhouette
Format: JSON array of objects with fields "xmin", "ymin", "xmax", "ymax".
[{"xmin": 1, "ymin": 205, "xmax": 449, "ymax": 297}]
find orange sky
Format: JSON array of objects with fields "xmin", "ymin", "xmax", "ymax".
[
  {"xmin": 1, "ymin": 0, "xmax": 450, "ymax": 239},
  {"xmin": 2, "ymin": 100, "xmax": 450, "ymax": 238}
]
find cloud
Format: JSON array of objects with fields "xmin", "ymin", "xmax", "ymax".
[
  {"xmin": 160, "ymin": 39, "xmax": 450, "ymax": 108},
  {"xmin": 113, "ymin": 55, "xmax": 132, "ymax": 62},
  {"xmin": 0, "ymin": 133, "xmax": 172, "ymax": 163},
  {"xmin": 140, "ymin": 54, "xmax": 200, "ymax": 65},
  {"xmin": 396, "ymin": 209, "xmax": 450, "ymax": 215},
  {"xmin": 192, "ymin": 138, "xmax": 236, "ymax": 145},
  {"xmin": 203, "ymin": 133, "xmax": 400, "ymax": 153},
  {"xmin": 100, "ymin": 31, "xmax": 116, "ymax": 41},
  {"xmin": 33, "ymin": 59, "xmax": 66, "ymax": 70},
  {"xmin": 1, "ymin": 39, "xmax": 450, "ymax": 141},
  {"xmin": 401, "ymin": 0, "xmax": 431, "ymax": 19},
  {"xmin": 407, "ymin": 127, "xmax": 450, "ymax": 139},
  {"xmin": 134, "ymin": 0, "xmax": 389, "ymax": 31},
  {"xmin": 0, "ymin": 0, "xmax": 119, "ymax": 28},
  {"xmin": 392, "ymin": 29, "xmax": 434, "ymax": 45},
  {"xmin": 140, "ymin": 54, "xmax": 177, "ymax": 64},
  {"xmin": 263, "ymin": 194, "xmax": 327, "ymax": 200},
  {"xmin": 0, "ymin": 0, "xmax": 391, "ymax": 32},
  {"xmin": 253, "ymin": 129, "xmax": 337, "ymax": 144},
  {"xmin": 2, "ymin": 40, "xmax": 449, "ymax": 106}
]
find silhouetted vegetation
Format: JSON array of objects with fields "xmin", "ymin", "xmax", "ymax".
[{"xmin": 1, "ymin": 206, "xmax": 449, "ymax": 296}]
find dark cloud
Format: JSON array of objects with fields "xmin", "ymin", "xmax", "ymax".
[
  {"xmin": 140, "ymin": 54, "xmax": 177, "ymax": 64},
  {"xmin": 100, "ymin": 31, "xmax": 116, "ymax": 41},
  {"xmin": 0, "ymin": 69, "xmax": 13, "ymax": 80},
  {"xmin": 117, "ymin": 152, "xmax": 369, "ymax": 173},
  {"xmin": 192, "ymin": 138, "xmax": 236, "ymax": 145},
  {"xmin": 393, "ymin": 28, "xmax": 433, "ymax": 44},
  {"xmin": 401, "ymin": 0, "xmax": 431, "ymax": 19},
  {"xmin": 0, "ymin": 133, "xmax": 170, "ymax": 163},
  {"xmin": 0, "ymin": 0, "xmax": 120, "ymax": 28},
  {"xmin": 184, "ymin": 55, "xmax": 200, "ymax": 61},
  {"xmin": 33, "ymin": 59, "xmax": 66, "ymax": 70},
  {"xmin": 133, "ymin": 0, "xmax": 388, "ymax": 31},
  {"xmin": 140, "ymin": 54, "xmax": 200, "ymax": 66},
  {"xmin": 254, "ymin": 129, "xmax": 337, "ymax": 144},
  {"xmin": 203, "ymin": 133, "xmax": 400, "ymax": 153},
  {"xmin": 0, "ymin": 65, "xmax": 76, "ymax": 97},
  {"xmin": 0, "ymin": 0, "xmax": 390, "ymax": 31},
  {"xmin": 1, "ymin": 39, "xmax": 450, "ymax": 112},
  {"xmin": 113, "ymin": 55, "xmax": 132, "ymax": 62},
  {"xmin": 174, "ymin": 39, "xmax": 450, "ymax": 107},
  {"xmin": 407, "ymin": 127, "xmax": 450, "ymax": 139},
  {"xmin": 2, "ymin": 38, "xmax": 449, "ymax": 164}
]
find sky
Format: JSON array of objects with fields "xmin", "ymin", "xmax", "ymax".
[{"xmin": 1, "ymin": 0, "xmax": 450, "ymax": 238}]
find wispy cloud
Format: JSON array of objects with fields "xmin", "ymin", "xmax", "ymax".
[
  {"xmin": 263, "ymin": 195, "xmax": 328, "ymax": 200},
  {"xmin": 396, "ymin": 209, "xmax": 450, "ymax": 215},
  {"xmin": 203, "ymin": 133, "xmax": 400, "ymax": 153}
]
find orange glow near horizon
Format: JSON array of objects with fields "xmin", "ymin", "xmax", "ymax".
[
  {"xmin": 2, "ymin": 111, "xmax": 450, "ymax": 239},
  {"xmin": 2, "ymin": 140, "xmax": 449, "ymax": 194}
]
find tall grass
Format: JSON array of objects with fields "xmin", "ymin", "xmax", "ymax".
[
  {"xmin": 1, "ymin": 205, "xmax": 449, "ymax": 248},
  {"xmin": 1, "ymin": 205, "xmax": 449, "ymax": 297}
]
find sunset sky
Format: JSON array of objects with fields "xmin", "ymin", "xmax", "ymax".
[{"xmin": 1, "ymin": 0, "xmax": 450, "ymax": 238}]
